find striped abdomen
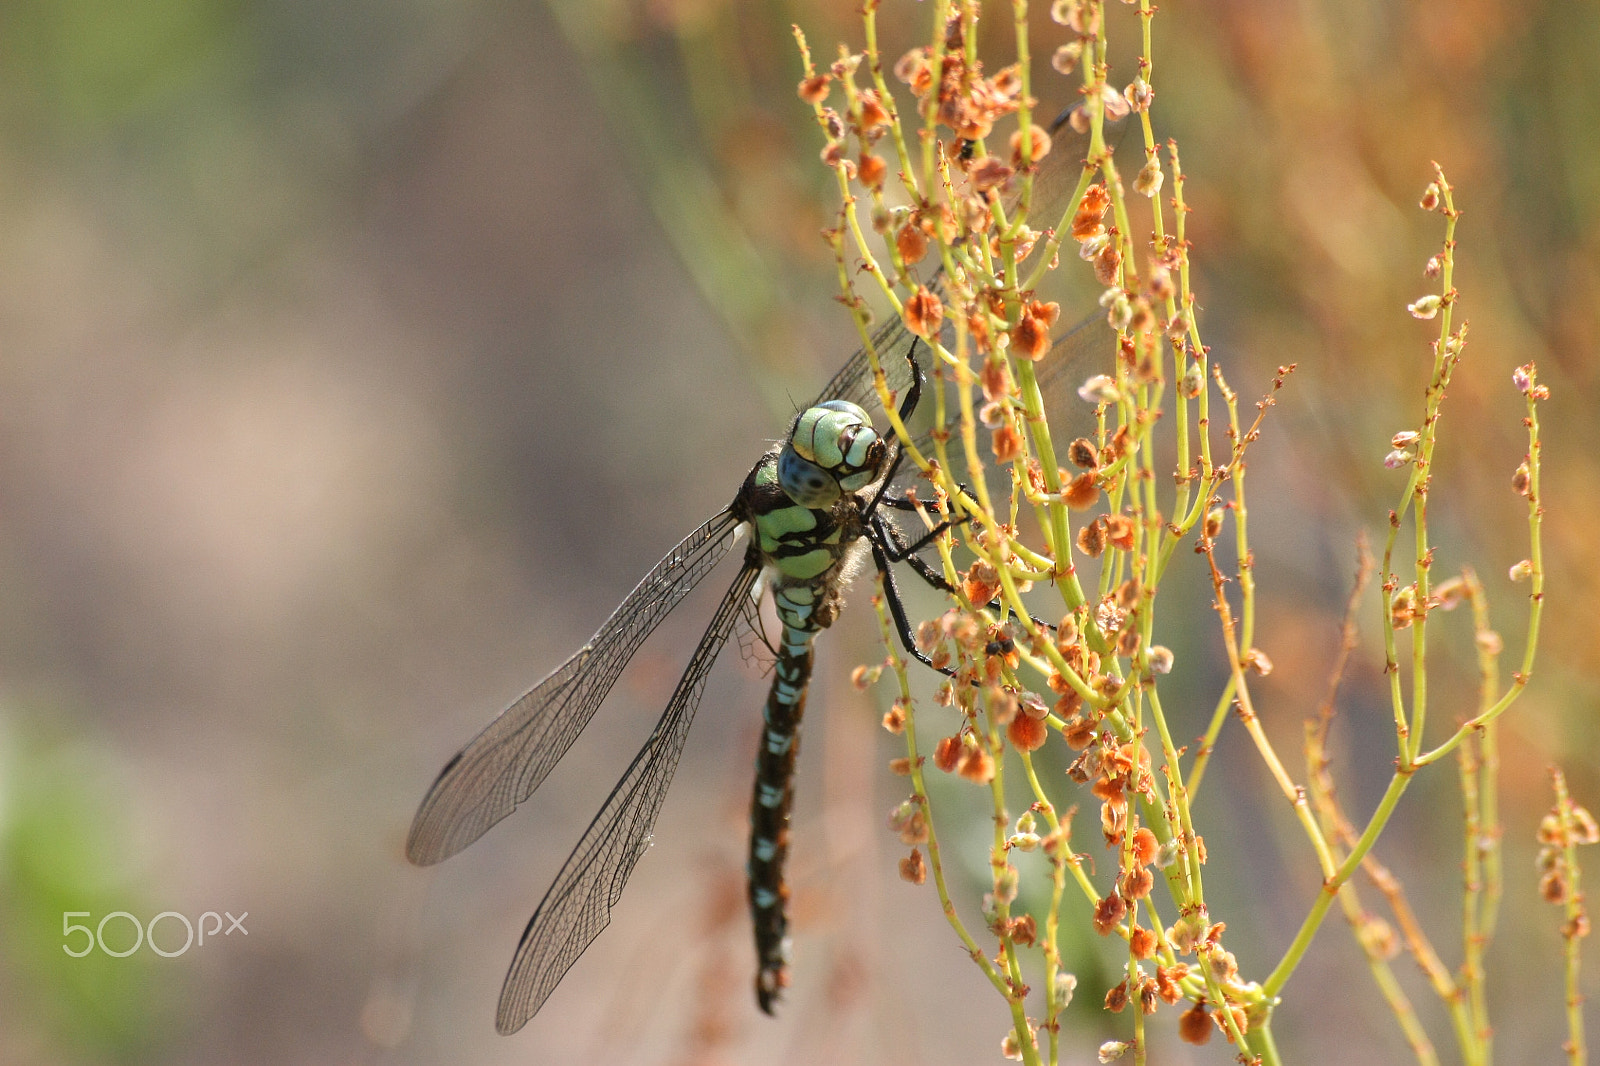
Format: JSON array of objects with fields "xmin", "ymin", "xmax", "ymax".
[
  {"xmin": 748, "ymin": 589, "xmax": 821, "ymax": 1013},
  {"xmin": 735, "ymin": 451, "xmax": 864, "ymax": 1014}
]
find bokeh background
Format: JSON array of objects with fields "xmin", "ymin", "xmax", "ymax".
[{"xmin": 0, "ymin": 1, "xmax": 1595, "ymax": 1063}]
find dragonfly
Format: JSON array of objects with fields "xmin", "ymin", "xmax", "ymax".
[{"xmin": 406, "ymin": 116, "xmax": 1116, "ymax": 1033}]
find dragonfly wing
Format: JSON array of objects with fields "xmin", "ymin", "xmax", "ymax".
[
  {"xmin": 812, "ymin": 127, "xmax": 1119, "ymax": 482},
  {"xmin": 495, "ymin": 563, "xmax": 762, "ymax": 1032},
  {"xmin": 406, "ymin": 508, "xmax": 747, "ymax": 867}
]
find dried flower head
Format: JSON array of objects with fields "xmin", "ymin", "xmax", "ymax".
[
  {"xmin": 1052, "ymin": 41, "xmax": 1083, "ymax": 75},
  {"xmin": 903, "ymin": 285, "xmax": 945, "ymax": 338},
  {"xmin": 1178, "ymin": 1002, "xmax": 1212, "ymax": 1045},
  {"xmin": 797, "ymin": 74, "xmax": 831, "ymax": 105},
  {"xmin": 899, "ymin": 847, "xmax": 927, "ymax": 884},
  {"xmin": 1064, "ymin": 471, "xmax": 1101, "ymax": 509}
]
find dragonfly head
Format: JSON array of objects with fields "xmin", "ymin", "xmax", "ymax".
[{"xmin": 778, "ymin": 399, "xmax": 887, "ymax": 508}]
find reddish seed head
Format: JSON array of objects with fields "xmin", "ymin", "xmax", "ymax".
[
  {"xmin": 1093, "ymin": 892, "xmax": 1128, "ymax": 935},
  {"xmin": 899, "ymin": 848, "xmax": 927, "ymax": 884},
  {"xmin": 1129, "ymin": 925, "xmax": 1157, "ymax": 959},
  {"xmin": 963, "ymin": 559, "xmax": 1002, "ymax": 604},
  {"xmin": 1053, "ymin": 685, "xmax": 1083, "ymax": 715},
  {"xmin": 1063, "ymin": 715, "xmax": 1096, "ymax": 750},
  {"xmin": 1010, "ymin": 313, "xmax": 1050, "ymax": 362},
  {"xmin": 893, "ymin": 47, "xmax": 929, "ymax": 88},
  {"xmin": 1073, "ymin": 184, "xmax": 1110, "ymax": 242},
  {"xmin": 903, "ymin": 286, "xmax": 945, "ymax": 338},
  {"xmin": 1076, "ymin": 518, "xmax": 1106, "ymax": 557},
  {"xmin": 1120, "ymin": 865, "xmax": 1154, "ymax": 900},
  {"xmin": 1104, "ymin": 980, "xmax": 1129, "ymax": 1013},
  {"xmin": 1155, "ymin": 964, "xmax": 1188, "ymax": 1003},
  {"xmin": 992, "ymin": 422, "xmax": 1024, "ymax": 462},
  {"xmin": 1008, "ymin": 714, "xmax": 1048, "ymax": 752},
  {"xmin": 857, "ymin": 90, "xmax": 889, "ymax": 130},
  {"xmin": 958, "ymin": 745, "xmax": 995, "ymax": 784},
  {"xmin": 1104, "ymin": 513, "xmax": 1135, "ymax": 550},
  {"xmin": 980, "ymin": 358, "xmax": 1011, "ymax": 402},
  {"xmin": 1010, "ymin": 124, "xmax": 1052, "ymax": 168},
  {"xmin": 797, "ymin": 74, "xmax": 830, "ymax": 105},
  {"xmin": 895, "ymin": 222, "xmax": 928, "ymax": 265},
  {"xmin": 858, "ymin": 153, "xmax": 887, "ymax": 189},
  {"xmin": 1178, "ymin": 1002, "xmax": 1212, "ymax": 1045},
  {"xmin": 1132, "ymin": 827, "xmax": 1159, "ymax": 866},
  {"xmin": 934, "ymin": 735, "xmax": 962, "ymax": 773},
  {"xmin": 1094, "ymin": 242, "xmax": 1124, "ymax": 286},
  {"xmin": 1064, "ymin": 472, "xmax": 1100, "ymax": 509}
]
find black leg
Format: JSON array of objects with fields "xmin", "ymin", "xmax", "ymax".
[
  {"xmin": 875, "ymin": 512, "xmax": 959, "ymax": 563},
  {"xmin": 875, "ymin": 514, "xmax": 1059, "ymax": 634},
  {"xmin": 874, "ymin": 516, "xmax": 962, "ymax": 594},
  {"xmin": 867, "ymin": 530, "xmax": 955, "ymax": 678},
  {"xmin": 895, "ymin": 337, "xmax": 926, "ymax": 423},
  {"xmin": 864, "ymin": 347, "xmax": 926, "ymax": 516}
]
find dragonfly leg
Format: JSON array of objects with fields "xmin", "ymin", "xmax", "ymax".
[
  {"xmin": 877, "ymin": 510, "xmax": 962, "ymax": 561},
  {"xmin": 863, "ymin": 347, "xmax": 927, "ymax": 516},
  {"xmin": 866, "ymin": 521, "xmax": 956, "ymax": 678},
  {"xmin": 875, "ymin": 514, "xmax": 1061, "ymax": 636}
]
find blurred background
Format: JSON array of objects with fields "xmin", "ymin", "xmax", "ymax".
[{"xmin": 0, "ymin": 1, "xmax": 1594, "ymax": 1063}]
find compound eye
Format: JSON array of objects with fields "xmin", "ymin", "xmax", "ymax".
[{"xmin": 778, "ymin": 446, "xmax": 841, "ymax": 508}]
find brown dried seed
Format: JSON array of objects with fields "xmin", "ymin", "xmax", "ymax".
[
  {"xmin": 1007, "ymin": 714, "xmax": 1048, "ymax": 752},
  {"xmin": 1093, "ymin": 892, "xmax": 1128, "ymax": 935},
  {"xmin": 902, "ymin": 285, "xmax": 945, "ymax": 338},
  {"xmin": 1178, "ymin": 1002, "xmax": 1212, "ymax": 1045},
  {"xmin": 958, "ymin": 746, "xmax": 995, "ymax": 783},
  {"xmin": 858, "ymin": 153, "xmax": 887, "ymax": 189},
  {"xmin": 1064, "ymin": 472, "xmax": 1100, "ymax": 509},
  {"xmin": 1105, "ymin": 513, "xmax": 1135, "ymax": 550},
  {"xmin": 1132, "ymin": 826, "xmax": 1159, "ymax": 866},
  {"xmin": 992, "ymin": 422, "xmax": 1024, "ymax": 462},
  {"xmin": 1104, "ymin": 980, "xmax": 1129, "ymax": 1013},
  {"xmin": 797, "ymin": 74, "xmax": 831, "ymax": 105}
]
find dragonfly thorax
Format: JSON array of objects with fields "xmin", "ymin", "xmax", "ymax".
[{"xmin": 777, "ymin": 399, "xmax": 886, "ymax": 508}]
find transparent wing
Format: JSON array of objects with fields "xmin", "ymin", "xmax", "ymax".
[
  {"xmin": 406, "ymin": 509, "xmax": 747, "ymax": 866},
  {"xmin": 495, "ymin": 564, "xmax": 762, "ymax": 1032},
  {"xmin": 813, "ymin": 123, "xmax": 1119, "ymax": 481},
  {"xmin": 820, "ymin": 305, "xmax": 1113, "ymax": 506}
]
